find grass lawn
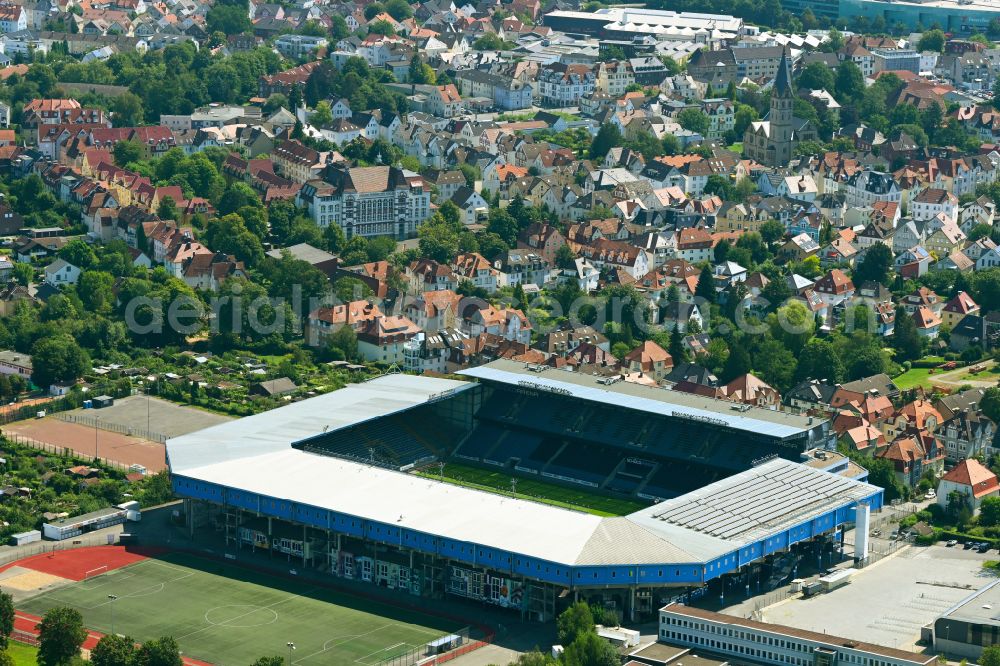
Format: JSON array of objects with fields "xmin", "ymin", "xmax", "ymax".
[
  {"xmin": 19, "ymin": 553, "xmax": 458, "ymax": 666},
  {"xmin": 415, "ymin": 462, "xmax": 647, "ymax": 517},
  {"xmin": 7, "ymin": 642, "xmax": 38, "ymax": 666},
  {"xmin": 893, "ymin": 368, "xmax": 935, "ymax": 390}
]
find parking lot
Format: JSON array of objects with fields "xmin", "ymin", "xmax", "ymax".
[{"xmin": 759, "ymin": 544, "xmax": 997, "ymax": 651}]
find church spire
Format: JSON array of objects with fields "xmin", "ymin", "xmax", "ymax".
[{"xmin": 773, "ymin": 46, "xmax": 793, "ymax": 98}]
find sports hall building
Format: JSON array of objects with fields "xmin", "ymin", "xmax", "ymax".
[{"xmin": 166, "ymin": 362, "xmax": 883, "ymax": 621}]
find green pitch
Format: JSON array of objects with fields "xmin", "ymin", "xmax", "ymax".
[
  {"xmin": 20, "ymin": 553, "xmax": 459, "ymax": 666},
  {"xmin": 415, "ymin": 462, "xmax": 648, "ymax": 517}
]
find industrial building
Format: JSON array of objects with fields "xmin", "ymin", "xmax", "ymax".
[
  {"xmin": 167, "ymin": 367, "xmax": 882, "ymax": 621},
  {"xmin": 933, "ymin": 579, "xmax": 1000, "ymax": 659},
  {"xmin": 542, "ymin": 8, "xmax": 744, "ymax": 42},
  {"xmin": 659, "ymin": 604, "xmax": 937, "ymax": 666}
]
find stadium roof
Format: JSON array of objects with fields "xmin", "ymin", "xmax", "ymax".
[
  {"xmin": 168, "ymin": 374, "xmax": 878, "ymax": 569},
  {"xmin": 167, "ymin": 373, "xmax": 473, "ymax": 475},
  {"xmin": 460, "ymin": 360, "xmax": 818, "ymax": 439}
]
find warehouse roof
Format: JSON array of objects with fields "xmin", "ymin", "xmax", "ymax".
[{"xmin": 460, "ymin": 360, "xmax": 818, "ymax": 439}]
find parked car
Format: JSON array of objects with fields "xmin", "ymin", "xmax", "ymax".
[
  {"xmin": 925, "ymin": 491, "xmax": 936, "ymax": 500},
  {"xmin": 947, "ymin": 539, "xmax": 958, "ymax": 547},
  {"xmin": 964, "ymin": 541, "xmax": 974, "ymax": 549},
  {"xmin": 980, "ymin": 543, "xmax": 992, "ymax": 553}
]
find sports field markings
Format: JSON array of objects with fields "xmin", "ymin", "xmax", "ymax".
[
  {"xmin": 31, "ymin": 562, "xmax": 197, "ymax": 611},
  {"xmin": 289, "ymin": 623, "xmax": 396, "ymax": 665},
  {"xmin": 354, "ymin": 640, "xmax": 422, "ymax": 665},
  {"xmin": 174, "ymin": 587, "xmax": 320, "ymax": 642},
  {"xmin": 204, "ymin": 605, "xmax": 279, "ymax": 628}
]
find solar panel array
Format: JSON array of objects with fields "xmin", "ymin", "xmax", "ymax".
[{"xmin": 648, "ymin": 462, "xmax": 868, "ymax": 541}]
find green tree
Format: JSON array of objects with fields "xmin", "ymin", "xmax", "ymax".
[
  {"xmin": 310, "ymin": 101, "xmax": 333, "ymax": 127},
  {"xmin": 206, "ymin": 3, "xmax": 250, "ymax": 34},
  {"xmin": 981, "ymin": 387, "xmax": 1000, "ymax": 422},
  {"xmin": 562, "ymin": 631, "xmax": 619, "ymax": 666},
  {"xmin": 981, "ymin": 496, "xmax": 1000, "ymax": 527},
  {"xmin": 157, "ymin": 195, "xmax": 178, "ymax": 222},
  {"xmin": 203, "ymin": 213, "xmax": 264, "ymax": 266},
  {"xmin": 589, "ymin": 123, "xmax": 622, "ymax": 160},
  {"xmin": 384, "ymin": 0, "xmax": 413, "ymax": 20},
  {"xmin": 137, "ymin": 636, "xmax": 182, "ymax": 666},
  {"xmin": 892, "ymin": 305, "xmax": 922, "ymax": 362},
  {"xmin": 983, "ymin": 644, "xmax": 1000, "ymax": 666},
  {"xmin": 0, "ymin": 592, "xmax": 12, "ymax": 651},
  {"xmin": 251, "ymin": 658, "xmax": 285, "ymax": 666},
  {"xmin": 695, "ymin": 265, "xmax": 716, "ymax": 304},
  {"xmin": 795, "ymin": 338, "xmax": 844, "ymax": 383},
  {"xmin": 835, "ymin": 61, "xmax": 864, "ymax": 103},
  {"xmin": 668, "ymin": 324, "xmax": 686, "ymax": 363},
  {"xmin": 111, "ymin": 91, "xmax": 144, "ymax": 127},
  {"xmin": 78, "ymin": 271, "xmax": 116, "ymax": 314},
  {"xmin": 113, "ymin": 139, "xmax": 143, "ymax": 167},
  {"xmin": 58, "ymin": 238, "xmax": 98, "ymax": 269},
  {"xmin": 555, "ymin": 243, "xmax": 577, "ymax": 270},
  {"xmin": 721, "ymin": 342, "xmax": 751, "ymax": 382},
  {"xmin": 556, "ymin": 602, "xmax": 594, "ymax": 646},
  {"xmin": 325, "ymin": 324, "xmax": 359, "ymax": 361},
  {"xmin": 917, "ymin": 29, "xmax": 946, "ymax": 52},
  {"xmin": 759, "ymin": 219, "xmax": 786, "ymax": 247},
  {"xmin": 853, "ymin": 243, "xmax": 893, "ymax": 285},
  {"xmin": 796, "ymin": 61, "xmax": 835, "ymax": 91},
  {"xmin": 37, "ymin": 607, "xmax": 87, "ymax": 666},
  {"xmin": 473, "ymin": 33, "xmax": 505, "ymax": 51},
  {"xmin": 91, "ymin": 633, "xmax": 138, "ymax": 666},
  {"xmin": 30, "ymin": 335, "xmax": 91, "ymax": 390},
  {"xmin": 676, "ymin": 108, "xmax": 710, "ymax": 135}
]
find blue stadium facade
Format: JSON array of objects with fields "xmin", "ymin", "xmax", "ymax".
[{"xmin": 167, "ymin": 364, "xmax": 883, "ymax": 621}]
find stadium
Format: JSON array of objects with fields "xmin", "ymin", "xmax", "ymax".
[{"xmin": 166, "ymin": 359, "xmax": 884, "ymax": 622}]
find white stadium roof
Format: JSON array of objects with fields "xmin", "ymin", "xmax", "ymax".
[
  {"xmin": 167, "ymin": 373, "xmax": 878, "ymax": 568},
  {"xmin": 459, "ymin": 359, "xmax": 817, "ymax": 439}
]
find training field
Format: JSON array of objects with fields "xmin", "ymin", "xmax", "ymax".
[
  {"xmin": 63, "ymin": 395, "xmax": 233, "ymax": 439},
  {"xmin": 19, "ymin": 552, "xmax": 460, "ymax": 666},
  {"xmin": 415, "ymin": 462, "xmax": 648, "ymax": 517}
]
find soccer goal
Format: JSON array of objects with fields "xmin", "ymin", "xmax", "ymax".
[{"xmin": 83, "ymin": 565, "xmax": 108, "ymax": 580}]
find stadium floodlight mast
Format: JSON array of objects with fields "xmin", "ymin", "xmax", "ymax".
[
  {"xmin": 94, "ymin": 416, "xmax": 100, "ymax": 462},
  {"xmin": 286, "ymin": 641, "xmax": 296, "ymax": 665},
  {"xmin": 107, "ymin": 594, "xmax": 118, "ymax": 635}
]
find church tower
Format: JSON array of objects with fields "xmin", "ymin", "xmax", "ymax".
[{"xmin": 768, "ymin": 47, "xmax": 795, "ymax": 166}]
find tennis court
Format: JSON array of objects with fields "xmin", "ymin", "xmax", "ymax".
[{"xmin": 18, "ymin": 552, "xmax": 461, "ymax": 666}]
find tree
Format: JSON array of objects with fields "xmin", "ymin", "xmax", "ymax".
[
  {"xmin": 981, "ymin": 496, "xmax": 1000, "ymax": 527},
  {"xmin": 555, "ymin": 243, "xmax": 577, "ymax": 270},
  {"xmin": 562, "ymin": 632, "xmax": 619, "ymax": 666},
  {"xmin": 58, "ymin": 238, "xmax": 97, "ymax": 269},
  {"xmin": 668, "ymin": 324, "xmax": 686, "ymax": 363},
  {"xmin": 752, "ymin": 338, "xmax": 797, "ymax": 391},
  {"xmin": 203, "ymin": 214, "xmax": 264, "ymax": 266},
  {"xmin": 310, "ymin": 101, "xmax": 333, "ymax": 127},
  {"xmin": 695, "ymin": 265, "xmax": 716, "ymax": 304},
  {"xmin": 835, "ymin": 61, "xmax": 864, "ymax": 103},
  {"xmin": 217, "ymin": 182, "xmax": 262, "ymax": 217},
  {"xmin": 91, "ymin": 634, "xmax": 138, "ymax": 666},
  {"xmin": 384, "ymin": 0, "xmax": 413, "ymax": 20},
  {"xmin": 981, "ymin": 387, "xmax": 1000, "ymax": 423},
  {"xmin": 111, "ymin": 92, "xmax": 144, "ymax": 127},
  {"xmin": 37, "ymin": 607, "xmax": 87, "ymax": 666},
  {"xmin": 331, "ymin": 14, "xmax": 350, "ymax": 40},
  {"xmin": 137, "ymin": 636, "xmax": 182, "ymax": 666},
  {"xmin": 759, "ymin": 219, "xmax": 786, "ymax": 247},
  {"xmin": 113, "ymin": 139, "xmax": 144, "ymax": 167},
  {"xmin": 676, "ymin": 108, "xmax": 709, "ymax": 135},
  {"xmin": 892, "ymin": 305, "xmax": 922, "ymax": 362},
  {"xmin": 0, "ymin": 593, "xmax": 12, "ymax": 651},
  {"xmin": 157, "ymin": 195, "xmax": 178, "ymax": 222},
  {"xmin": 853, "ymin": 243, "xmax": 893, "ymax": 286},
  {"xmin": 251, "ymin": 658, "xmax": 285, "ymax": 666},
  {"xmin": 589, "ymin": 123, "xmax": 622, "ymax": 160},
  {"xmin": 796, "ymin": 338, "xmax": 844, "ymax": 383},
  {"xmin": 30, "ymin": 335, "xmax": 91, "ymax": 390},
  {"xmin": 796, "ymin": 61, "xmax": 835, "ymax": 92},
  {"xmin": 207, "ymin": 3, "xmax": 250, "ymax": 34},
  {"xmin": 917, "ymin": 29, "xmax": 946, "ymax": 52},
  {"xmin": 982, "ymin": 646, "xmax": 1000, "ymax": 666},
  {"xmin": 721, "ymin": 343, "xmax": 751, "ymax": 382},
  {"xmin": 472, "ymin": 33, "xmax": 505, "ymax": 51},
  {"xmin": 325, "ymin": 323, "xmax": 358, "ymax": 361},
  {"xmin": 556, "ymin": 602, "xmax": 594, "ymax": 646}
]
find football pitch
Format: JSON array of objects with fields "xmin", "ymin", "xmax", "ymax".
[
  {"xmin": 414, "ymin": 462, "xmax": 648, "ymax": 517},
  {"xmin": 19, "ymin": 552, "xmax": 460, "ymax": 666}
]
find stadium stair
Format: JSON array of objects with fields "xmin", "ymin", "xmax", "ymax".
[{"xmin": 539, "ymin": 440, "xmax": 569, "ymax": 474}]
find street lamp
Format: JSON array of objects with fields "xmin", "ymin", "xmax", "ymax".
[
  {"xmin": 286, "ymin": 642, "xmax": 296, "ymax": 665},
  {"xmin": 108, "ymin": 594, "xmax": 118, "ymax": 635}
]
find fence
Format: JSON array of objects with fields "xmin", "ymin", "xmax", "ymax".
[
  {"xmin": 373, "ymin": 627, "xmax": 493, "ymax": 666},
  {"xmin": 0, "ymin": 531, "xmax": 120, "ymax": 569},
  {"xmin": 56, "ymin": 412, "xmax": 167, "ymax": 444},
  {"xmin": 0, "ymin": 432, "xmax": 133, "ymax": 472}
]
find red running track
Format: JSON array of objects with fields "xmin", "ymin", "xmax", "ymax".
[{"xmin": 6, "ymin": 546, "xmax": 210, "ymax": 665}]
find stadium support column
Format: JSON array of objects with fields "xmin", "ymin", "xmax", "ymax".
[
  {"xmin": 187, "ymin": 499, "xmax": 194, "ymax": 537},
  {"xmin": 629, "ymin": 587, "xmax": 635, "ymax": 622},
  {"xmin": 268, "ymin": 517, "xmax": 273, "ymax": 559}
]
